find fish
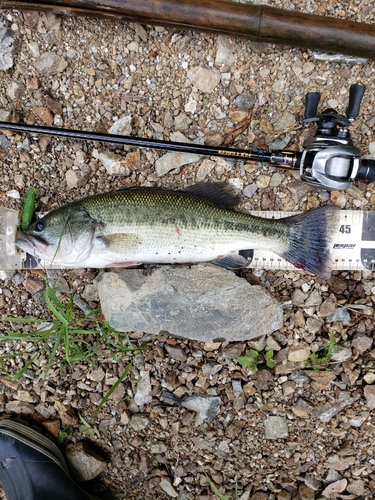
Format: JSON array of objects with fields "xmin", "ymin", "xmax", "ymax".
[{"xmin": 15, "ymin": 183, "xmax": 340, "ymax": 276}]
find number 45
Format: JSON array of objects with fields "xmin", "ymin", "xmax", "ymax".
[{"xmin": 339, "ymin": 224, "xmax": 351, "ymax": 234}]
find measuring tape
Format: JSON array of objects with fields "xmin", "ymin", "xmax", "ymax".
[
  {"xmin": 248, "ymin": 210, "xmax": 375, "ymax": 272},
  {"xmin": 2, "ymin": 209, "xmax": 375, "ymax": 272}
]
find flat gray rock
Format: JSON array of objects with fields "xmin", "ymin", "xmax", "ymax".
[
  {"xmin": 134, "ymin": 370, "xmax": 152, "ymax": 406},
  {"xmin": 155, "ymin": 151, "xmax": 202, "ymax": 176},
  {"xmin": 98, "ymin": 264, "xmax": 283, "ymax": 342},
  {"xmin": 0, "ymin": 27, "xmax": 15, "ymax": 71},
  {"xmin": 264, "ymin": 416, "xmax": 289, "ymax": 439},
  {"xmin": 34, "ymin": 51, "xmax": 68, "ymax": 75},
  {"xmin": 181, "ymin": 394, "xmax": 221, "ymax": 426}
]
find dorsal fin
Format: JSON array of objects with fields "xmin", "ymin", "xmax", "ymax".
[{"xmin": 183, "ymin": 183, "xmax": 241, "ymax": 208}]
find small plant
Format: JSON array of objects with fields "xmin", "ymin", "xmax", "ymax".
[
  {"xmin": 305, "ymin": 332, "xmax": 336, "ymax": 371},
  {"xmin": 1, "ymin": 282, "xmax": 147, "ymax": 412},
  {"xmin": 93, "ymin": 359, "xmax": 137, "ymax": 414},
  {"xmin": 57, "ymin": 423, "xmax": 74, "ymax": 443},
  {"xmin": 203, "ymin": 472, "xmax": 238, "ymax": 500},
  {"xmin": 237, "ymin": 349, "xmax": 275, "ymax": 374},
  {"xmin": 78, "ymin": 413, "xmax": 101, "ymax": 439}
]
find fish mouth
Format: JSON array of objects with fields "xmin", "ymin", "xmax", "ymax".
[{"xmin": 16, "ymin": 231, "xmax": 49, "ymax": 255}]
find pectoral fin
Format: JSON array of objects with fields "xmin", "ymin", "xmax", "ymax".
[{"xmin": 97, "ymin": 233, "xmax": 142, "ymax": 254}]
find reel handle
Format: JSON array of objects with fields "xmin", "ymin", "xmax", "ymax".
[
  {"xmin": 346, "ymin": 83, "xmax": 366, "ymax": 120},
  {"xmin": 304, "ymin": 92, "xmax": 321, "ymax": 120}
]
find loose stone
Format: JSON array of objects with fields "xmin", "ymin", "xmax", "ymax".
[{"xmin": 264, "ymin": 416, "xmax": 288, "ymax": 439}]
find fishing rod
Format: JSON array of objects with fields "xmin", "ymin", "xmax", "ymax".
[
  {"xmin": 1, "ymin": 83, "xmax": 375, "ymax": 190},
  {"xmin": 2, "ymin": 0, "xmax": 375, "ymax": 59}
]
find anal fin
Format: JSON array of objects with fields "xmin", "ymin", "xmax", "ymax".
[{"xmin": 211, "ymin": 253, "xmax": 250, "ymax": 270}]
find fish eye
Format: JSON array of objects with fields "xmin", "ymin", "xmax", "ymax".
[{"xmin": 35, "ymin": 221, "xmax": 45, "ymax": 232}]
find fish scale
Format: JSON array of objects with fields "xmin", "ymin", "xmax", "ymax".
[
  {"xmin": 80, "ymin": 188, "xmax": 288, "ymax": 237},
  {"xmin": 72, "ymin": 189, "xmax": 289, "ymax": 267},
  {"xmin": 72, "ymin": 188, "xmax": 291, "ymax": 264}
]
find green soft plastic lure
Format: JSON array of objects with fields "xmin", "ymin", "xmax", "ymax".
[{"xmin": 20, "ymin": 187, "xmax": 36, "ymax": 231}]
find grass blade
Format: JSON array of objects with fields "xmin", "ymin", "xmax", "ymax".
[
  {"xmin": 45, "ymin": 328, "xmax": 64, "ymax": 374},
  {"xmin": 11, "ymin": 353, "xmax": 39, "ymax": 381},
  {"xmin": 94, "ymin": 358, "xmax": 135, "ymax": 413},
  {"xmin": 203, "ymin": 472, "xmax": 231, "ymax": 500},
  {"xmin": 2, "ymin": 316, "xmax": 44, "ymax": 324},
  {"xmin": 1, "ymin": 282, "xmax": 148, "ymax": 410},
  {"xmin": 45, "ymin": 287, "xmax": 69, "ymax": 325}
]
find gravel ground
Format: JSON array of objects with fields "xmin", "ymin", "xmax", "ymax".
[{"xmin": 0, "ymin": 1, "xmax": 375, "ymax": 499}]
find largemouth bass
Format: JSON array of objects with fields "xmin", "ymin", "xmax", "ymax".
[{"xmin": 15, "ymin": 184, "xmax": 339, "ymax": 276}]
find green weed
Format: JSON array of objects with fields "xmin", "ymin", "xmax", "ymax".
[
  {"xmin": 0, "ymin": 282, "xmax": 146, "ymax": 386},
  {"xmin": 305, "ymin": 332, "xmax": 336, "ymax": 371},
  {"xmin": 93, "ymin": 359, "xmax": 137, "ymax": 414},
  {"xmin": 57, "ymin": 423, "xmax": 74, "ymax": 444},
  {"xmin": 237, "ymin": 349, "xmax": 275, "ymax": 374},
  {"xmin": 203, "ymin": 472, "xmax": 238, "ymax": 500},
  {"xmin": 78, "ymin": 413, "xmax": 101, "ymax": 439}
]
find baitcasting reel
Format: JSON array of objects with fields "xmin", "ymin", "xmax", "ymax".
[{"xmin": 299, "ymin": 83, "xmax": 375, "ymax": 190}]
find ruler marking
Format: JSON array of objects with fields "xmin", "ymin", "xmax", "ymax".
[{"xmin": 247, "ymin": 210, "xmax": 375, "ymax": 272}]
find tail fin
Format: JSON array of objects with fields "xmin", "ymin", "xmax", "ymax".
[{"xmin": 281, "ymin": 206, "xmax": 340, "ymax": 277}]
